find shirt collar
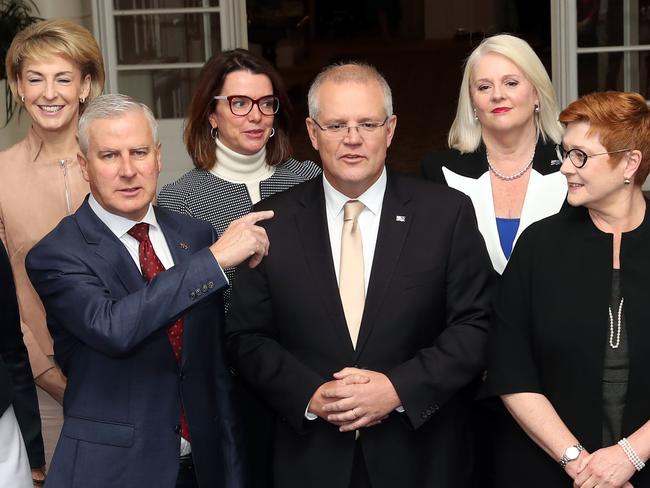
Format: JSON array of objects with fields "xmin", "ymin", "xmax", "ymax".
[
  {"xmin": 88, "ymin": 194, "xmax": 160, "ymax": 239},
  {"xmin": 323, "ymin": 166, "xmax": 387, "ymax": 221}
]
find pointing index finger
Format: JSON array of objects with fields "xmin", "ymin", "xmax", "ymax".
[{"xmin": 246, "ymin": 210, "xmax": 274, "ymax": 224}]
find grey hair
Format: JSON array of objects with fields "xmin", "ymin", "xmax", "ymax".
[
  {"xmin": 448, "ymin": 34, "xmax": 563, "ymax": 153},
  {"xmin": 307, "ymin": 62, "xmax": 393, "ymax": 120},
  {"xmin": 78, "ymin": 94, "xmax": 159, "ymax": 157}
]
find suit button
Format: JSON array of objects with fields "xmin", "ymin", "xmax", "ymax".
[
  {"xmin": 421, "ymin": 411, "xmax": 428, "ymax": 419},
  {"xmin": 190, "ymin": 291, "xmax": 196, "ymax": 299},
  {"xmin": 174, "ymin": 424, "xmax": 181, "ymax": 435},
  {"xmin": 195, "ymin": 288, "xmax": 202, "ymax": 296},
  {"xmin": 433, "ymin": 403, "xmax": 440, "ymax": 412},
  {"xmin": 207, "ymin": 281, "xmax": 215, "ymax": 289},
  {"xmin": 202, "ymin": 284, "xmax": 208, "ymax": 293}
]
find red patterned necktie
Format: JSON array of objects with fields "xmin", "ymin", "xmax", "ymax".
[{"xmin": 127, "ymin": 222, "xmax": 190, "ymax": 441}]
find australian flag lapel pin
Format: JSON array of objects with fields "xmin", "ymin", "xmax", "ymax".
[
  {"xmin": 395, "ymin": 215, "xmax": 406, "ymax": 223},
  {"xmin": 179, "ymin": 241, "xmax": 189, "ymax": 250}
]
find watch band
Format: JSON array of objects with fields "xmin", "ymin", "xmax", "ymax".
[{"xmin": 559, "ymin": 443, "xmax": 584, "ymax": 468}]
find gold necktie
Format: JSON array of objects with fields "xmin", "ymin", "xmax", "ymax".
[{"xmin": 339, "ymin": 200, "xmax": 365, "ymax": 348}]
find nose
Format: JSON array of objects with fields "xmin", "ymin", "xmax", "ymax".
[
  {"xmin": 43, "ymin": 80, "xmax": 57, "ymax": 100},
  {"xmin": 247, "ymin": 103, "xmax": 263, "ymax": 122},
  {"xmin": 559, "ymin": 155, "xmax": 574, "ymax": 176},
  {"xmin": 118, "ymin": 154, "xmax": 137, "ymax": 177},
  {"xmin": 342, "ymin": 126, "xmax": 363, "ymax": 145},
  {"xmin": 491, "ymin": 85, "xmax": 504, "ymax": 101}
]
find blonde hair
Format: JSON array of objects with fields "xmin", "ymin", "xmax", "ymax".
[
  {"xmin": 6, "ymin": 19, "xmax": 105, "ymax": 110},
  {"xmin": 448, "ymin": 34, "xmax": 562, "ymax": 153}
]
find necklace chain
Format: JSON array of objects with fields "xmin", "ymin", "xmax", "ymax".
[
  {"xmin": 608, "ymin": 297, "xmax": 624, "ymax": 349},
  {"xmin": 486, "ymin": 145, "xmax": 536, "ymax": 181}
]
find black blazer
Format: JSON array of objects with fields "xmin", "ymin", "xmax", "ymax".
[
  {"xmin": 421, "ymin": 141, "xmax": 567, "ymax": 274},
  {"xmin": 226, "ymin": 171, "xmax": 494, "ymax": 488},
  {"xmin": 487, "ymin": 202, "xmax": 650, "ymax": 487},
  {"xmin": 0, "ymin": 239, "xmax": 44, "ymax": 468}
]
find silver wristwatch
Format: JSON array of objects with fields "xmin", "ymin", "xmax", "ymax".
[{"xmin": 559, "ymin": 443, "xmax": 584, "ymax": 468}]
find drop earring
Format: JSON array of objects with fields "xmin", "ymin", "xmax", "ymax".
[
  {"xmin": 534, "ymin": 103, "xmax": 540, "ymax": 113},
  {"xmin": 473, "ymin": 108, "xmax": 478, "ymax": 121}
]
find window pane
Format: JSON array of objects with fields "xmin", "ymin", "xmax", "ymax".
[
  {"xmin": 114, "ymin": 0, "xmax": 219, "ymax": 9},
  {"xmin": 578, "ymin": 51, "xmax": 650, "ymax": 98},
  {"xmin": 577, "ymin": 0, "xmax": 622, "ymax": 48},
  {"xmin": 118, "ymin": 68, "xmax": 202, "ymax": 119},
  {"xmin": 115, "ymin": 13, "xmax": 221, "ymax": 64}
]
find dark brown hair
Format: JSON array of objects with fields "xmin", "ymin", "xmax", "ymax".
[
  {"xmin": 559, "ymin": 91, "xmax": 650, "ymax": 185},
  {"xmin": 185, "ymin": 48, "xmax": 293, "ymax": 170}
]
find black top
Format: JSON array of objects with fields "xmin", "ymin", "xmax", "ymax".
[
  {"xmin": 487, "ymin": 202, "xmax": 650, "ymax": 487},
  {"xmin": 0, "ymin": 239, "xmax": 45, "ymax": 468},
  {"xmin": 420, "ymin": 139, "xmax": 560, "ymax": 183},
  {"xmin": 602, "ymin": 269, "xmax": 629, "ymax": 446}
]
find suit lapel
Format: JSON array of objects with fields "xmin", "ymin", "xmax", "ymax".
[
  {"xmin": 76, "ymin": 200, "xmax": 144, "ymax": 294},
  {"xmin": 294, "ymin": 178, "xmax": 354, "ymax": 354},
  {"xmin": 154, "ymin": 206, "xmax": 191, "ymax": 266},
  {"xmin": 354, "ymin": 173, "xmax": 412, "ymax": 359}
]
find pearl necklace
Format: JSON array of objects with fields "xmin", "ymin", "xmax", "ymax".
[
  {"xmin": 486, "ymin": 144, "xmax": 536, "ymax": 181},
  {"xmin": 608, "ymin": 297, "xmax": 624, "ymax": 349}
]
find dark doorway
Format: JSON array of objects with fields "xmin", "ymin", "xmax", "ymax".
[{"xmin": 246, "ymin": 0, "xmax": 551, "ymax": 175}]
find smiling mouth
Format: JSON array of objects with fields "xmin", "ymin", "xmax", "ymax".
[
  {"xmin": 492, "ymin": 107, "xmax": 511, "ymax": 114},
  {"xmin": 567, "ymin": 182, "xmax": 584, "ymax": 189},
  {"xmin": 38, "ymin": 105, "xmax": 64, "ymax": 113}
]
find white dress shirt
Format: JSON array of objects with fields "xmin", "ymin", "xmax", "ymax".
[
  {"xmin": 305, "ymin": 168, "xmax": 391, "ymax": 421},
  {"xmin": 323, "ymin": 168, "xmax": 387, "ymax": 293},
  {"xmin": 87, "ymin": 195, "xmax": 191, "ymax": 455}
]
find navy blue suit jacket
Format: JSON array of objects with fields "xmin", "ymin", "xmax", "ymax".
[{"xmin": 26, "ymin": 199, "xmax": 246, "ymax": 488}]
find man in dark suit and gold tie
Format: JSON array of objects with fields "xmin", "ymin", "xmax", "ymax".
[
  {"xmin": 226, "ymin": 62, "xmax": 495, "ymax": 488},
  {"xmin": 26, "ymin": 94, "xmax": 272, "ymax": 487}
]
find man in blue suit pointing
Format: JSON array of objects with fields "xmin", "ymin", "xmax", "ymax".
[{"xmin": 26, "ymin": 94, "xmax": 271, "ymax": 487}]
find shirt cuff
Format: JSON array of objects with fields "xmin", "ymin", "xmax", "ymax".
[
  {"xmin": 305, "ymin": 401, "xmax": 317, "ymax": 420},
  {"xmin": 395, "ymin": 406, "xmax": 405, "ymax": 413}
]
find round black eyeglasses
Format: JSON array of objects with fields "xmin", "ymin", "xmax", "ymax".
[{"xmin": 555, "ymin": 144, "xmax": 630, "ymax": 168}]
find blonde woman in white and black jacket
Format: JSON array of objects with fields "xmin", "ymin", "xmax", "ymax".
[{"xmin": 421, "ymin": 34, "xmax": 567, "ymax": 274}]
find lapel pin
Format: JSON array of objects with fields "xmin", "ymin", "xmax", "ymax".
[
  {"xmin": 395, "ymin": 215, "xmax": 406, "ymax": 222},
  {"xmin": 550, "ymin": 159, "xmax": 562, "ymax": 166},
  {"xmin": 179, "ymin": 242, "xmax": 189, "ymax": 250}
]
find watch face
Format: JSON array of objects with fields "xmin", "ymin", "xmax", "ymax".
[{"xmin": 566, "ymin": 446, "xmax": 580, "ymax": 460}]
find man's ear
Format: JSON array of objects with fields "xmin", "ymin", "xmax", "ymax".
[
  {"xmin": 305, "ymin": 118, "xmax": 319, "ymax": 151},
  {"xmin": 155, "ymin": 143, "xmax": 162, "ymax": 173},
  {"xmin": 78, "ymin": 151, "xmax": 90, "ymax": 182},
  {"xmin": 385, "ymin": 114, "xmax": 397, "ymax": 148}
]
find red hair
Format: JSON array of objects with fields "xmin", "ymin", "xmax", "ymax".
[{"xmin": 559, "ymin": 91, "xmax": 650, "ymax": 184}]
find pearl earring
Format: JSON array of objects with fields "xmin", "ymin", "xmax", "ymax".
[
  {"xmin": 20, "ymin": 96, "xmax": 25, "ymax": 103},
  {"xmin": 624, "ymin": 177, "xmax": 631, "ymax": 185},
  {"xmin": 473, "ymin": 108, "xmax": 478, "ymax": 121}
]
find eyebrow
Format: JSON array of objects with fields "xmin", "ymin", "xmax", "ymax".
[
  {"xmin": 474, "ymin": 74, "xmax": 522, "ymax": 83},
  {"xmin": 25, "ymin": 70, "xmax": 74, "ymax": 76}
]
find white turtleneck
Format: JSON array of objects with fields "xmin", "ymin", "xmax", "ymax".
[{"xmin": 210, "ymin": 138, "xmax": 275, "ymax": 204}]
